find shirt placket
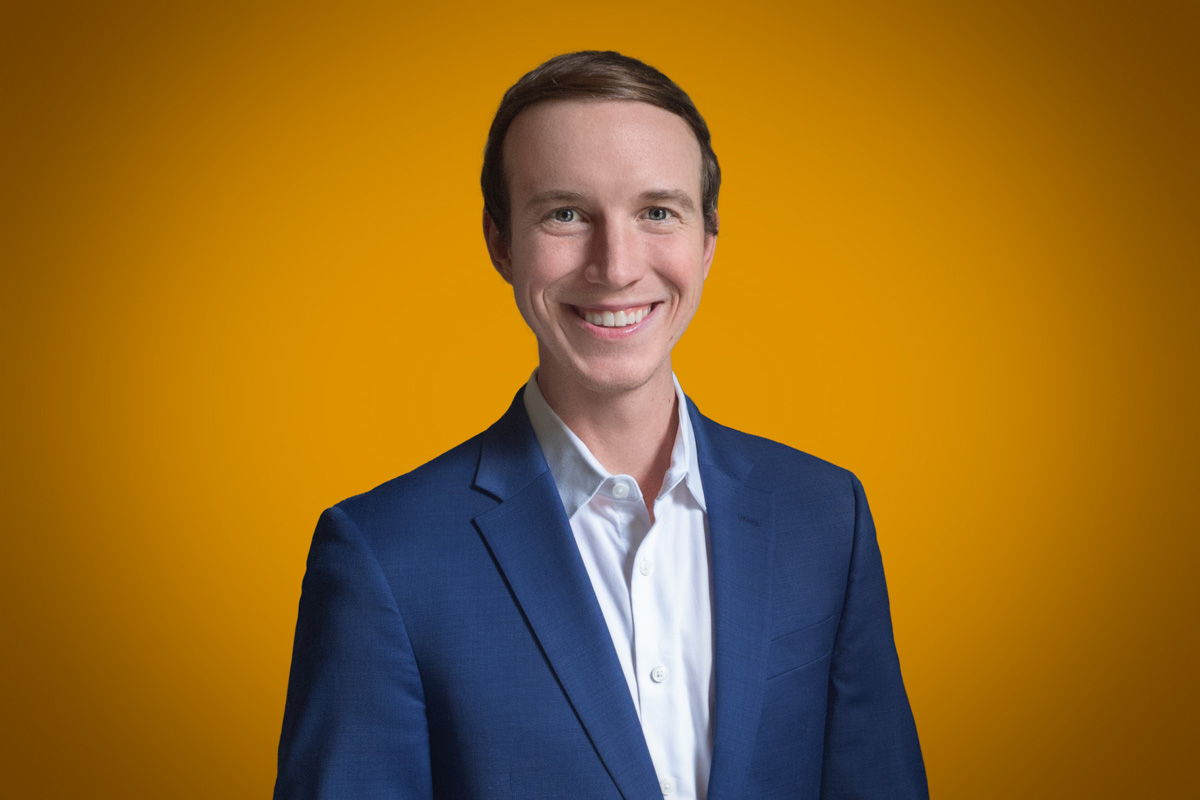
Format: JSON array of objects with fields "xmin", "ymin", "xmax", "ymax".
[{"xmin": 629, "ymin": 480, "xmax": 691, "ymax": 797}]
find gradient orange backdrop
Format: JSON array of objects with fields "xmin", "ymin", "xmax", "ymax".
[{"xmin": 2, "ymin": 1, "xmax": 1197, "ymax": 797}]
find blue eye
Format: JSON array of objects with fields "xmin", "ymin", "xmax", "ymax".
[
  {"xmin": 647, "ymin": 208, "xmax": 670, "ymax": 221},
  {"xmin": 553, "ymin": 208, "xmax": 577, "ymax": 223}
]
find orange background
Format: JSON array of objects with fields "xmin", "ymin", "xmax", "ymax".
[{"xmin": 2, "ymin": 1, "xmax": 1196, "ymax": 796}]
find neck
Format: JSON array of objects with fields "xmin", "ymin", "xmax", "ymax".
[{"xmin": 536, "ymin": 366, "xmax": 679, "ymax": 509}]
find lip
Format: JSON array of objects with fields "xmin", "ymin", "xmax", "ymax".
[{"xmin": 569, "ymin": 302, "xmax": 659, "ymax": 338}]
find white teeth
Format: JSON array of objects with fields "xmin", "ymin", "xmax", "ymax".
[{"xmin": 581, "ymin": 305, "xmax": 651, "ymax": 328}]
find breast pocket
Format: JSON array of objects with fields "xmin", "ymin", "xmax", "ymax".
[{"xmin": 767, "ymin": 614, "xmax": 838, "ymax": 680}]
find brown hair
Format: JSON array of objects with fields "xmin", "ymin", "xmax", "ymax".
[{"xmin": 482, "ymin": 50, "xmax": 721, "ymax": 238}]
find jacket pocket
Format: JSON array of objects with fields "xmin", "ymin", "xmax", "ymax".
[{"xmin": 767, "ymin": 614, "xmax": 837, "ymax": 680}]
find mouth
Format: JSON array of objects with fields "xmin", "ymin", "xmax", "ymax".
[{"xmin": 572, "ymin": 304, "xmax": 656, "ymax": 329}]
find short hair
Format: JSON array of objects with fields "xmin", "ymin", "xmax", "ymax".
[{"xmin": 482, "ymin": 50, "xmax": 721, "ymax": 239}]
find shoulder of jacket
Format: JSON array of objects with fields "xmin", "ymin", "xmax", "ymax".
[
  {"xmin": 331, "ymin": 430, "xmax": 488, "ymax": 527},
  {"xmin": 694, "ymin": 411, "xmax": 858, "ymax": 493}
]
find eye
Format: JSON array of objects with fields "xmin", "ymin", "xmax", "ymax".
[
  {"xmin": 646, "ymin": 207, "xmax": 672, "ymax": 221},
  {"xmin": 552, "ymin": 208, "xmax": 578, "ymax": 223}
]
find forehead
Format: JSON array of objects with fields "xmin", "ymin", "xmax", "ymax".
[{"xmin": 503, "ymin": 99, "xmax": 703, "ymax": 200}]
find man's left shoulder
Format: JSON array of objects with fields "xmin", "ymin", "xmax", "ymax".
[{"xmin": 689, "ymin": 402, "xmax": 859, "ymax": 495}]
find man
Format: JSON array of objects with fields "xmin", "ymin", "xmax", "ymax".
[{"xmin": 275, "ymin": 51, "xmax": 927, "ymax": 799}]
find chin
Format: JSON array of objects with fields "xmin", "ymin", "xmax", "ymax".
[{"xmin": 568, "ymin": 359, "xmax": 667, "ymax": 397}]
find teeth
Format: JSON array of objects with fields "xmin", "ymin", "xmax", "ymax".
[{"xmin": 582, "ymin": 305, "xmax": 650, "ymax": 328}]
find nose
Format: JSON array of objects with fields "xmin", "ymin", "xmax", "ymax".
[{"xmin": 583, "ymin": 218, "xmax": 645, "ymax": 288}]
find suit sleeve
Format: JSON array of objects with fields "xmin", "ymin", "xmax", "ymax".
[
  {"xmin": 274, "ymin": 506, "xmax": 433, "ymax": 800},
  {"xmin": 820, "ymin": 475, "xmax": 929, "ymax": 799}
]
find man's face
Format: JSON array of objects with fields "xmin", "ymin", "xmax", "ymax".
[{"xmin": 485, "ymin": 99, "xmax": 717, "ymax": 403}]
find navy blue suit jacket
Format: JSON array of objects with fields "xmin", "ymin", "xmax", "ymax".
[{"xmin": 275, "ymin": 390, "xmax": 927, "ymax": 799}]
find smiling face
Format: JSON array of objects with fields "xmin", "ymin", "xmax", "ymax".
[{"xmin": 485, "ymin": 99, "xmax": 717, "ymax": 406}]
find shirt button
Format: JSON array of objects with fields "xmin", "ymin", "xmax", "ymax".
[
  {"xmin": 639, "ymin": 558, "xmax": 654, "ymax": 576},
  {"xmin": 611, "ymin": 481, "xmax": 630, "ymax": 499},
  {"xmin": 660, "ymin": 777, "xmax": 675, "ymax": 795},
  {"xmin": 650, "ymin": 665, "xmax": 668, "ymax": 683}
]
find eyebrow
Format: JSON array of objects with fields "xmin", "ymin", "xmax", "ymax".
[
  {"xmin": 638, "ymin": 189, "xmax": 697, "ymax": 213},
  {"xmin": 525, "ymin": 190, "xmax": 587, "ymax": 209},
  {"xmin": 524, "ymin": 188, "xmax": 698, "ymax": 212}
]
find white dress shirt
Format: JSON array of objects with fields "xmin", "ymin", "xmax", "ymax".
[{"xmin": 523, "ymin": 373, "xmax": 713, "ymax": 800}]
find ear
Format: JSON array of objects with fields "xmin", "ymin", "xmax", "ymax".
[
  {"xmin": 483, "ymin": 210, "xmax": 514, "ymax": 284},
  {"xmin": 701, "ymin": 210, "xmax": 719, "ymax": 280}
]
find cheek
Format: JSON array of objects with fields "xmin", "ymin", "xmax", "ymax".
[
  {"xmin": 516, "ymin": 239, "xmax": 584, "ymax": 292},
  {"xmin": 649, "ymin": 241, "xmax": 706, "ymax": 293}
]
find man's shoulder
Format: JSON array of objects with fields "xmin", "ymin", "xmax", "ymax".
[
  {"xmin": 328, "ymin": 390, "xmax": 536, "ymax": 532},
  {"xmin": 691, "ymin": 409, "xmax": 867, "ymax": 542},
  {"xmin": 321, "ymin": 427, "xmax": 493, "ymax": 547},
  {"xmin": 690, "ymin": 404, "xmax": 859, "ymax": 494}
]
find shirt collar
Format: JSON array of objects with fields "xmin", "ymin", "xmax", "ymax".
[{"xmin": 523, "ymin": 371, "xmax": 707, "ymax": 519}]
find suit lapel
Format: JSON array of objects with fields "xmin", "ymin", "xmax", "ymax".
[
  {"xmin": 689, "ymin": 401, "xmax": 776, "ymax": 800},
  {"xmin": 472, "ymin": 392, "xmax": 660, "ymax": 800}
]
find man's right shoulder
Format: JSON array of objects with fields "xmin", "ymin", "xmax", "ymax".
[
  {"xmin": 308, "ymin": 390, "xmax": 536, "ymax": 560},
  {"xmin": 331, "ymin": 430, "xmax": 490, "ymax": 529}
]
